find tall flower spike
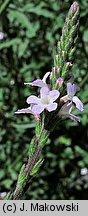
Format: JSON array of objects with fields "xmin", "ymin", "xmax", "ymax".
[
  {"xmin": 13, "ymin": 2, "xmax": 84, "ymax": 200},
  {"xmin": 57, "ymin": 1, "xmax": 79, "ymax": 78}
]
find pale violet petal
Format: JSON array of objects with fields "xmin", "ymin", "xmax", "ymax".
[
  {"xmin": 68, "ymin": 102, "xmax": 73, "ymax": 113},
  {"xmin": 26, "ymin": 95, "xmax": 40, "ymax": 104},
  {"xmin": 24, "ymin": 79, "xmax": 43, "ymax": 87},
  {"xmin": 15, "ymin": 107, "xmax": 32, "ymax": 114},
  {"xmin": 69, "ymin": 114, "xmax": 80, "ymax": 123},
  {"xmin": 59, "ymin": 102, "xmax": 72, "ymax": 115},
  {"xmin": 73, "ymin": 84, "xmax": 80, "ymax": 94},
  {"xmin": 49, "ymin": 90, "xmax": 60, "ymax": 102},
  {"xmin": 67, "ymin": 82, "xmax": 73, "ymax": 94},
  {"xmin": 40, "ymin": 86, "xmax": 49, "ymax": 98},
  {"xmin": 61, "ymin": 113, "xmax": 80, "ymax": 123},
  {"xmin": 67, "ymin": 82, "xmax": 74, "ymax": 97},
  {"xmin": 32, "ymin": 104, "xmax": 44, "ymax": 114},
  {"xmin": 46, "ymin": 103, "xmax": 57, "ymax": 112},
  {"xmin": 42, "ymin": 72, "xmax": 51, "ymax": 83},
  {"xmin": 73, "ymin": 96, "xmax": 83, "ymax": 111}
]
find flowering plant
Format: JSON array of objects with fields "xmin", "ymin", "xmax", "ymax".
[
  {"xmin": 4, "ymin": 1, "xmax": 84, "ymax": 200},
  {"xmin": 16, "ymin": 74, "xmax": 83, "ymax": 122}
]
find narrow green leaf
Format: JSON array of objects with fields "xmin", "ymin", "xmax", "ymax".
[
  {"xmin": 35, "ymin": 121, "xmax": 41, "ymax": 138},
  {"xmin": 29, "ymin": 138, "xmax": 36, "ymax": 159},
  {"xmin": 30, "ymin": 158, "xmax": 43, "ymax": 176},
  {"xmin": 18, "ymin": 39, "xmax": 29, "ymax": 57},
  {"xmin": 18, "ymin": 164, "xmax": 27, "ymax": 188},
  {"xmin": 40, "ymin": 130, "xmax": 48, "ymax": 147},
  {"xmin": 8, "ymin": 10, "xmax": 33, "ymax": 29},
  {"xmin": 0, "ymin": 39, "xmax": 21, "ymax": 50},
  {"xmin": 4, "ymin": 192, "xmax": 12, "ymax": 200},
  {"xmin": 0, "ymin": 0, "xmax": 11, "ymax": 15}
]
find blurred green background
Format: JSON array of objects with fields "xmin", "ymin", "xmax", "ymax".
[{"xmin": 0, "ymin": 0, "xmax": 88, "ymax": 199}]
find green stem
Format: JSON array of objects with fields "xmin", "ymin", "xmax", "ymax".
[{"xmin": 12, "ymin": 124, "xmax": 48, "ymax": 200}]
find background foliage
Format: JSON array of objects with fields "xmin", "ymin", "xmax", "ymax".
[{"xmin": 0, "ymin": 0, "xmax": 88, "ymax": 199}]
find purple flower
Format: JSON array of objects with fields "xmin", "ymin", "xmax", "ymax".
[
  {"xmin": 26, "ymin": 86, "xmax": 60, "ymax": 114},
  {"xmin": 15, "ymin": 86, "xmax": 60, "ymax": 115},
  {"xmin": 59, "ymin": 102, "xmax": 80, "ymax": 123},
  {"xmin": 15, "ymin": 106, "xmax": 40, "ymax": 121},
  {"xmin": 24, "ymin": 72, "xmax": 51, "ymax": 87},
  {"xmin": 60, "ymin": 82, "xmax": 83, "ymax": 111}
]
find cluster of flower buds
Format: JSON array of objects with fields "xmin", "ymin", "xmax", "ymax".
[{"xmin": 15, "ymin": 70, "xmax": 83, "ymax": 123}]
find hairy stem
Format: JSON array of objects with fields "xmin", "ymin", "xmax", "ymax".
[{"xmin": 12, "ymin": 123, "xmax": 49, "ymax": 200}]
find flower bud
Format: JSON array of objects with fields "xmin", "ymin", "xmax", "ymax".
[
  {"xmin": 34, "ymin": 115, "xmax": 40, "ymax": 122},
  {"xmin": 66, "ymin": 62, "xmax": 73, "ymax": 67},
  {"xmin": 57, "ymin": 77, "xmax": 63, "ymax": 88},
  {"xmin": 52, "ymin": 66, "xmax": 60, "ymax": 73}
]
